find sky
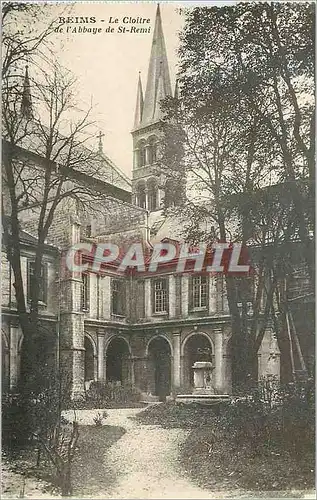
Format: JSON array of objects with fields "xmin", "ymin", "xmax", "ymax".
[{"xmin": 22, "ymin": 1, "xmax": 239, "ymax": 178}]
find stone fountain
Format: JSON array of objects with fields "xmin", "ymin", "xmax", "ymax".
[{"xmin": 175, "ymin": 360, "xmax": 231, "ymax": 405}]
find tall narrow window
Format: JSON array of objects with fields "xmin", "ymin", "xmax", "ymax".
[
  {"xmin": 81, "ymin": 273, "xmax": 89, "ymax": 311},
  {"xmin": 148, "ymin": 137, "xmax": 157, "ymax": 164},
  {"xmin": 191, "ymin": 275, "xmax": 207, "ymax": 309},
  {"xmin": 136, "ymin": 182, "xmax": 146, "ymax": 209},
  {"xmin": 139, "ymin": 147, "xmax": 146, "ymax": 167},
  {"xmin": 147, "ymin": 179, "xmax": 158, "ymax": 211},
  {"xmin": 153, "ymin": 278, "xmax": 168, "ymax": 313},
  {"xmin": 138, "ymin": 140, "xmax": 146, "ymax": 167},
  {"xmin": 27, "ymin": 260, "xmax": 48, "ymax": 304},
  {"xmin": 112, "ymin": 279, "xmax": 126, "ymax": 316}
]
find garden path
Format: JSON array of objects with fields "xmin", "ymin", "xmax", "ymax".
[{"xmin": 68, "ymin": 407, "xmax": 239, "ymax": 499}]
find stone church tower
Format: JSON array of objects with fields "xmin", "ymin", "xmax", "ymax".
[{"xmin": 131, "ymin": 4, "xmax": 175, "ymax": 212}]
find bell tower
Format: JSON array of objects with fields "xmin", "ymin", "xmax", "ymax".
[{"xmin": 131, "ymin": 4, "xmax": 174, "ymax": 212}]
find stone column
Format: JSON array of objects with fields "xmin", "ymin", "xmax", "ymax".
[
  {"xmin": 133, "ymin": 148, "xmax": 138, "ymax": 169},
  {"xmin": 130, "ymin": 355, "xmax": 135, "ymax": 386},
  {"xmin": 222, "ymin": 353, "xmax": 232, "ymax": 394},
  {"xmin": 89, "ymin": 274, "xmax": 97, "ymax": 318},
  {"xmin": 144, "ymin": 279, "xmax": 151, "ymax": 318},
  {"xmin": 214, "ymin": 328, "xmax": 223, "ymax": 393},
  {"xmin": 223, "ymin": 279, "xmax": 229, "ymax": 313},
  {"xmin": 59, "ymin": 236, "xmax": 86, "ymax": 400},
  {"xmin": 101, "ymin": 275, "xmax": 111, "ymax": 319},
  {"xmin": 208, "ymin": 276, "xmax": 217, "ymax": 314},
  {"xmin": 172, "ymin": 331, "xmax": 181, "ymax": 390},
  {"xmin": 158, "ymin": 188, "xmax": 164, "ymax": 208},
  {"xmin": 97, "ymin": 332, "xmax": 105, "ymax": 381},
  {"xmin": 169, "ymin": 275, "xmax": 176, "ymax": 318},
  {"xmin": 181, "ymin": 276, "xmax": 189, "ymax": 317},
  {"xmin": 145, "ymin": 187, "xmax": 149, "ymax": 210},
  {"xmin": 157, "ymin": 188, "xmax": 161, "ymax": 209}
]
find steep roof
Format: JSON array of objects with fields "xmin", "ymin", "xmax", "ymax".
[
  {"xmin": 134, "ymin": 4, "xmax": 172, "ymax": 129},
  {"xmin": 133, "ymin": 73, "xmax": 144, "ymax": 129},
  {"xmin": 11, "ymin": 124, "xmax": 131, "ymax": 193}
]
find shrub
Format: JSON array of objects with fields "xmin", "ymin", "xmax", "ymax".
[
  {"xmin": 85, "ymin": 381, "xmax": 142, "ymax": 406},
  {"xmin": 93, "ymin": 411, "xmax": 107, "ymax": 427},
  {"xmin": 215, "ymin": 377, "xmax": 315, "ymax": 457}
]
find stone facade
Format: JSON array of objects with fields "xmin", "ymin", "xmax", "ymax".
[
  {"xmin": 2, "ymin": 227, "xmax": 280, "ymax": 398},
  {"xmin": 2, "ymin": 5, "xmax": 288, "ymax": 399}
]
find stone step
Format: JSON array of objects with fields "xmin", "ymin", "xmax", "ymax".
[{"xmin": 175, "ymin": 394, "xmax": 231, "ymax": 405}]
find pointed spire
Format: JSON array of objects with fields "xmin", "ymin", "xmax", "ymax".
[
  {"xmin": 141, "ymin": 4, "xmax": 172, "ymax": 125},
  {"xmin": 21, "ymin": 65, "xmax": 33, "ymax": 119},
  {"xmin": 153, "ymin": 62, "xmax": 165, "ymax": 121},
  {"xmin": 98, "ymin": 131, "xmax": 104, "ymax": 155},
  {"xmin": 133, "ymin": 72, "xmax": 144, "ymax": 129}
]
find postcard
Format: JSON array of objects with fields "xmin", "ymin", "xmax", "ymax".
[{"xmin": 2, "ymin": 1, "xmax": 315, "ymax": 498}]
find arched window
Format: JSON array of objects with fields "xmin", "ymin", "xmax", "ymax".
[
  {"xmin": 148, "ymin": 136, "xmax": 158, "ymax": 164},
  {"xmin": 137, "ymin": 140, "xmax": 146, "ymax": 168},
  {"xmin": 136, "ymin": 181, "xmax": 146, "ymax": 209},
  {"xmin": 147, "ymin": 179, "xmax": 158, "ymax": 211}
]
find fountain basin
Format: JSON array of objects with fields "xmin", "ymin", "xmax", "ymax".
[{"xmin": 175, "ymin": 393, "xmax": 231, "ymax": 405}]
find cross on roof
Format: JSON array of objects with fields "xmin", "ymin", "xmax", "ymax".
[{"xmin": 98, "ymin": 131, "xmax": 105, "ymax": 154}]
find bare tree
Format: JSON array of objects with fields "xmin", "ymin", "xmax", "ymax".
[{"xmin": 2, "ymin": 55, "xmax": 105, "ymax": 386}]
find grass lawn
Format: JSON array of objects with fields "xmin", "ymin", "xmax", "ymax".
[
  {"xmin": 72, "ymin": 425, "xmax": 125, "ymax": 496},
  {"xmin": 135, "ymin": 402, "xmax": 315, "ymax": 493},
  {"xmin": 2, "ymin": 424, "xmax": 125, "ymax": 497}
]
